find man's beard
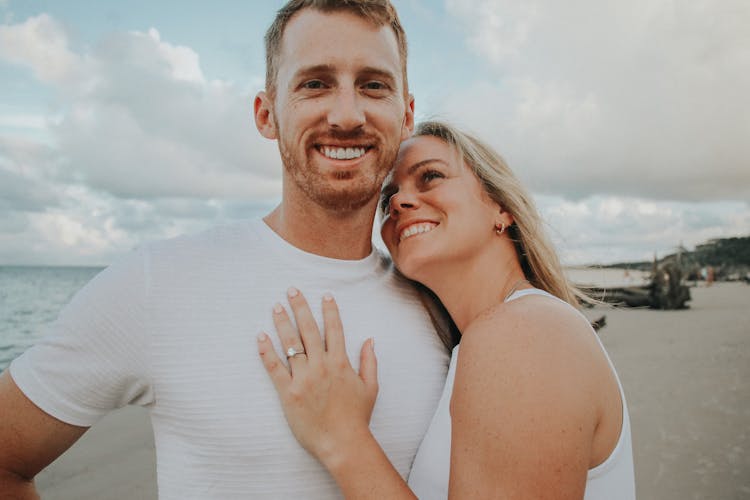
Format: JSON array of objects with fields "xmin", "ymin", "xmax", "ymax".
[{"xmin": 278, "ymin": 128, "xmax": 397, "ymax": 213}]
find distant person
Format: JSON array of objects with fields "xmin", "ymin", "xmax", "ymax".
[
  {"xmin": 258, "ymin": 121, "xmax": 636, "ymax": 499},
  {"xmin": 0, "ymin": 2, "xmax": 449, "ymax": 498}
]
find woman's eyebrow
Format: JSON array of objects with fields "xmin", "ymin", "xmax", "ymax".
[
  {"xmin": 405, "ymin": 158, "xmax": 449, "ymax": 175},
  {"xmin": 382, "ymin": 158, "xmax": 450, "ymax": 194}
]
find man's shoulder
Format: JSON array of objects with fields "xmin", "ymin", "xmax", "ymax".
[{"xmin": 145, "ymin": 219, "xmax": 262, "ymax": 257}]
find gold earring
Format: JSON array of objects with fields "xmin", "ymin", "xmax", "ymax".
[{"xmin": 495, "ymin": 222, "xmax": 505, "ymax": 235}]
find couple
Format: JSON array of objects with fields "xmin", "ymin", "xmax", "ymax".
[
  {"xmin": 0, "ymin": 0, "xmax": 634, "ymax": 498},
  {"xmin": 258, "ymin": 120, "xmax": 636, "ymax": 499}
]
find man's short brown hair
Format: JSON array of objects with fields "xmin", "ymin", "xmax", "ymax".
[{"xmin": 264, "ymin": 0, "xmax": 409, "ymax": 98}]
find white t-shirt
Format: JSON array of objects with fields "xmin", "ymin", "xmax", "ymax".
[
  {"xmin": 11, "ymin": 219, "xmax": 449, "ymax": 499},
  {"xmin": 408, "ymin": 288, "xmax": 635, "ymax": 500}
]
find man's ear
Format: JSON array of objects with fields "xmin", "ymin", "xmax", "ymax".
[
  {"xmin": 254, "ymin": 91, "xmax": 277, "ymax": 140},
  {"xmin": 401, "ymin": 93, "xmax": 415, "ymax": 140}
]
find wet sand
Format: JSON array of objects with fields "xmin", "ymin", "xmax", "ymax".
[{"xmin": 35, "ymin": 282, "xmax": 750, "ymax": 499}]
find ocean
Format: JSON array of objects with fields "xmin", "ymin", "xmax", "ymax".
[
  {"xmin": 0, "ymin": 265, "xmax": 651, "ymax": 372},
  {"xmin": 0, "ymin": 266, "xmax": 104, "ymax": 371}
]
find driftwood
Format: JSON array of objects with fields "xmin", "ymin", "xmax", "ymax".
[
  {"xmin": 584, "ymin": 262, "xmax": 691, "ymax": 310},
  {"xmin": 590, "ymin": 315, "xmax": 607, "ymax": 332}
]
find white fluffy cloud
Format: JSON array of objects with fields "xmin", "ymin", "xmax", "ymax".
[
  {"xmin": 443, "ymin": 0, "xmax": 750, "ymax": 202},
  {"xmin": 0, "ymin": 13, "xmax": 81, "ymax": 83},
  {"xmin": 0, "ymin": 14, "xmax": 281, "ymax": 201},
  {"xmin": 0, "ymin": 14, "xmax": 281, "ymax": 264}
]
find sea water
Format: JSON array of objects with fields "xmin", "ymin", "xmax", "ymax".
[{"xmin": 0, "ymin": 266, "xmax": 103, "ymax": 371}]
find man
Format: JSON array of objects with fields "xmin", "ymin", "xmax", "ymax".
[{"xmin": 0, "ymin": 1, "xmax": 449, "ymax": 498}]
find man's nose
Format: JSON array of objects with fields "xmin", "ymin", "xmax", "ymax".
[{"xmin": 327, "ymin": 88, "xmax": 366, "ymax": 131}]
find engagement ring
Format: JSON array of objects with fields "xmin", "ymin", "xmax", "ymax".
[{"xmin": 286, "ymin": 346, "xmax": 306, "ymax": 358}]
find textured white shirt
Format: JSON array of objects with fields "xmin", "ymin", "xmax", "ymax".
[
  {"xmin": 408, "ymin": 288, "xmax": 635, "ymax": 500},
  {"xmin": 11, "ymin": 219, "xmax": 449, "ymax": 499}
]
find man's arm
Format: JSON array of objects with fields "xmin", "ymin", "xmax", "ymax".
[{"xmin": 0, "ymin": 370, "xmax": 88, "ymax": 500}]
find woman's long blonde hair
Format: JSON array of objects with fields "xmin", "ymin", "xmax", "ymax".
[{"xmin": 407, "ymin": 121, "xmax": 590, "ymax": 348}]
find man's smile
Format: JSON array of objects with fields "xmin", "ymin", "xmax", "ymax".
[{"xmin": 317, "ymin": 145, "xmax": 370, "ymax": 160}]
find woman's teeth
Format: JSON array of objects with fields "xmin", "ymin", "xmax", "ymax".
[{"xmin": 400, "ymin": 223, "xmax": 436, "ymax": 242}]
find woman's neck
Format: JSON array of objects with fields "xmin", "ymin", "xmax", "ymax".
[{"xmin": 419, "ymin": 250, "xmax": 528, "ymax": 332}]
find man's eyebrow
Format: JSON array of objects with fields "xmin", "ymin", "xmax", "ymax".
[
  {"xmin": 293, "ymin": 64, "xmax": 335, "ymax": 80},
  {"xmin": 291, "ymin": 65, "xmax": 397, "ymax": 83},
  {"xmin": 358, "ymin": 67, "xmax": 397, "ymax": 83}
]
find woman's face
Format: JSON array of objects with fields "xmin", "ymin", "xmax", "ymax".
[{"xmin": 380, "ymin": 135, "xmax": 501, "ymax": 281}]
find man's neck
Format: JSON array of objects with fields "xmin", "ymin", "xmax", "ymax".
[{"xmin": 263, "ymin": 202, "xmax": 376, "ymax": 260}]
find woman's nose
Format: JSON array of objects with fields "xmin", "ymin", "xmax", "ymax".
[{"xmin": 388, "ymin": 189, "xmax": 418, "ymax": 217}]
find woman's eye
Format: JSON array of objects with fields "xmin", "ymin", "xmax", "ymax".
[{"xmin": 422, "ymin": 170, "xmax": 444, "ymax": 183}]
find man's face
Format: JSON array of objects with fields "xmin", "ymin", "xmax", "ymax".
[{"xmin": 256, "ymin": 9, "xmax": 414, "ymax": 212}]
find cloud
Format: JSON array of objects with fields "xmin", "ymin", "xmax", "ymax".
[
  {"xmin": 0, "ymin": 136, "xmax": 61, "ymax": 211},
  {"xmin": 0, "ymin": 15, "xmax": 282, "ymax": 203},
  {"xmin": 537, "ymin": 195, "xmax": 750, "ymax": 264},
  {"xmin": 443, "ymin": 0, "xmax": 750, "ymax": 203},
  {"xmin": 0, "ymin": 113, "xmax": 50, "ymax": 130},
  {"xmin": 0, "ymin": 14, "xmax": 283, "ymax": 264},
  {"xmin": 0, "ymin": 14, "xmax": 82, "ymax": 84}
]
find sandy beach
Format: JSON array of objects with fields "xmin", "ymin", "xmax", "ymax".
[{"xmin": 34, "ymin": 282, "xmax": 750, "ymax": 499}]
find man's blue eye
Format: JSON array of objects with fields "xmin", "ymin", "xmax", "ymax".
[{"xmin": 303, "ymin": 80, "xmax": 325, "ymax": 89}]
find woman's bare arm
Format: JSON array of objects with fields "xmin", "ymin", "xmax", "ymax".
[{"xmin": 449, "ymin": 297, "xmax": 606, "ymax": 499}]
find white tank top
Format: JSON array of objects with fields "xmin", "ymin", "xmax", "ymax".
[{"xmin": 407, "ymin": 288, "xmax": 636, "ymax": 499}]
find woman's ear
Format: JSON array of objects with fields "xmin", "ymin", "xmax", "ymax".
[{"xmin": 496, "ymin": 206, "xmax": 515, "ymax": 228}]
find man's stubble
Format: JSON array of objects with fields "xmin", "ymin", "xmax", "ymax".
[{"xmin": 276, "ymin": 121, "xmax": 398, "ymax": 214}]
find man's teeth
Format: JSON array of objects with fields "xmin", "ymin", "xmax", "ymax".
[
  {"xmin": 322, "ymin": 146, "xmax": 366, "ymax": 160},
  {"xmin": 400, "ymin": 223, "xmax": 437, "ymax": 242}
]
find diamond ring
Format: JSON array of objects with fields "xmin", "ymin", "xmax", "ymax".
[{"xmin": 286, "ymin": 346, "xmax": 306, "ymax": 358}]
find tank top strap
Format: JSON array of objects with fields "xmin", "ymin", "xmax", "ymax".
[{"xmin": 504, "ymin": 287, "xmax": 558, "ymax": 303}]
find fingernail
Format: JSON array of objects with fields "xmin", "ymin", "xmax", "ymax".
[
  {"xmin": 322, "ymin": 292, "xmax": 333, "ymax": 302},
  {"xmin": 287, "ymin": 287, "xmax": 299, "ymax": 298},
  {"xmin": 257, "ymin": 331, "xmax": 267, "ymax": 342},
  {"xmin": 369, "ymin": 337, "xmax": 375, "ymax": 352},
  {"xmin": 273, "ymin": 303, "xmax": 283, "ymax": 314}
]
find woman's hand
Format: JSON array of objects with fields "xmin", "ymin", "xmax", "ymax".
[{"xmin": 257, "ymin": 288, "xmax": 379, "ymax": 467}]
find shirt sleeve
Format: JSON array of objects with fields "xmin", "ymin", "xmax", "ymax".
[{"xmin": 9, "ymin": 246, "xmax": 154, "ymax": 427}]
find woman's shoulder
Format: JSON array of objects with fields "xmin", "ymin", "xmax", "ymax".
[
  {"xmin": 450, "ymin": 291, "xmax": 622, "ymax": 493},
  {"xmin": 464, "ymin": 291, "xmax": 592, "ymax": 352},
  {"xmin": 457, "ymin": 292, "xmax": 607, "ymax": 397}
]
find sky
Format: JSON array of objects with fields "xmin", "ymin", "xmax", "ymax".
[{"xmin": 0, "ymin": 0, "xmax": 748, "ymax": 266}]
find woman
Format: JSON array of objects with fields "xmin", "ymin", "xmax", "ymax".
[{"xmin": 257, "ymin": 121, "xmax": 635, "ymax": 499}]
